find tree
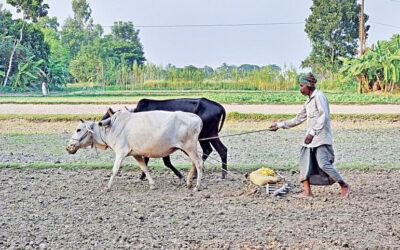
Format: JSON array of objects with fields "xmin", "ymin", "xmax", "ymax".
[
  {"xmin": 39, "ymin": 18, "xmax": 72, "ymax": 88},
  {"xmin": 111, "ymin": 21, "xmax": 145, "ymax": 65},
  {"xmin": 10, "ymin": 21, "xmax": 50, "ymax": 62},
  {"xmin": 3, "ymin": 0, "xmax": 49, "ymax": 86},
  {"xmin": 1, "ymin": 4, "xmax": 49, "ymax": 87},
  {"xmin": 0, "ymin": 5, "xmax": 20, "ymax": 82},
  {"xmin": 340, "ymin": 35, "xmax": 400, "ymax": 93},
  {"xmin": 61, "ymin": 0, "xmax": 102, "ymax": 58},
  {"xmin": 302, "ymin": 0, "xmax": 368, "ymax": 80},
  {"xmin": 69, "ymin": 38, "xmax": 110, "ymax": 82},
  {"xmin": 10, "ymin": 56, "xmax": 44, "ymax": 88},
  {"xmin": 37, "ymin": 16, "xmax": 59, "ymax": 31},
  {"xmin": 0, "ymin": 3, "xmax": 14, "ymax": 37}
]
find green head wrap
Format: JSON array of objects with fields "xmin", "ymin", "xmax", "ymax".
[{"xmin": 299, "ymin": 73, "xmax": 317, "ymax": 87}]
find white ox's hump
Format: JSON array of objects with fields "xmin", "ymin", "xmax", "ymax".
[{"xmin": 173, "ymin": 111, "xmax": 203, "ymax": 129}]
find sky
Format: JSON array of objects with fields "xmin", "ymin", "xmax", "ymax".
[{"xmin": 1, "ymin": 0, "xmax": 399, "ymax": 70}]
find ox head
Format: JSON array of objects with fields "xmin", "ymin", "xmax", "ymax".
[{"xmin": 66, "ymin": 119, "xmax": 95, "ymax": 154}]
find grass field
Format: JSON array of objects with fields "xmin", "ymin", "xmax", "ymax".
[
  {"xmin": 2, "ymin": 90, "xmax": 400, "ymax": 104},
  {"xmin": 1, "ymin": 118, "xmax": 399, "ymax": 170}
]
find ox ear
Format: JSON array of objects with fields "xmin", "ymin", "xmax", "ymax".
[
  {"xmin": 79, "ymin": 118, "xmax": 86, "ymax": 123},
  {"xmin": 99, "ymin": 117, "xmax": 111, "ymax": 127},
  {"xmin": 85, "ymin": 122, "xmax": 95, "ymax": 134}
]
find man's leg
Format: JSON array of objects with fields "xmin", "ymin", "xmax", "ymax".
[
  {"xmin": 315, "ymin": 145, "xmax": 350, "ymax": 197},
  {"xmin": 296, "ymin": 147, "xmax": 313, "ymax": 198},
  {"xmin": 295, "ymin": 180, "xmax": 313, "ymax": 198}
]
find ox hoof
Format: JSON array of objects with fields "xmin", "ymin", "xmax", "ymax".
[
  {"xmin": 175, "ymin": 179, "xmax": 185, "ymax": 187},
  {"xmin": 149, "ymin": 185, "xmax": 157, "ymax": 190},
  {"xmin": 101, "ymin": 188, "xmax": 111, "ymax": 194},
  {"xmin": 133, "ymin": 178, "xmax": 142, "ymax": 183},
  {"xmin": 194, "ymin": 186, "xmax": 201, "ymax": 192}
]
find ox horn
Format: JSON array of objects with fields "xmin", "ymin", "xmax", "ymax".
[
  {"xmin": 124, "ymin": 106, "xmax": 129, "ymax": 111},
  {"xmin": 106, "ymin": 107, "xmax": 114, "ymax": 117},
  {"xmin": 99, "ymin": 117, "xmax": 111, "ymax": 127}
]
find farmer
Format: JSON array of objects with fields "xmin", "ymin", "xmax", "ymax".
[{"xmin": 269, "ymin": 73, "xmax": 350, "ymax": 198}]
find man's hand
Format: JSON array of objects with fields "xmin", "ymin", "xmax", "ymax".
[
  {"xmin": 304, "ymin": 134, "xmax": 314, "ymax": 144},
  {"xmin": 269, "ymin": 123, "xmax": 279, "ymax": 131}
]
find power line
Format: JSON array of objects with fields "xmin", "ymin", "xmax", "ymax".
[
  {"xmin": 63, "ymin": 21, "xmax": 400, "ymax": 30},
  {"xmin": 370, "ymin": 21, "xmax": 400, "ymax": 29},
  {"xmin": 94, "ymin": 21, "xmax": 305, "ymax": 28},
  {"xmin": 134, "ymin": 22, "xmax": 305, "ymax": 28}
]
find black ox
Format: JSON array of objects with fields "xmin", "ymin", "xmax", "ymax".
[{"xmin": 102, "ymin": 98, "xmax": 228, "ymax": 179}]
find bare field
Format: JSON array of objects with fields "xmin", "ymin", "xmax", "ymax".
[
  {"xmin": 1, "ymin": 118, "xmax": 399, "ymax": 134},
  {"xmin": 1, "ymin": 168, "xmax": 400, "ymax": 249},
  {"xmin": 1, "ymin": 109, "xmax": 400, "ymax": 248},
  {"xmin": 1, "ymin": 119, "xmax": 400, "ymax": 170}
]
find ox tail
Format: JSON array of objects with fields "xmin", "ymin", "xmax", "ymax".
[{"xmin": 218, "ymin": 107, "xmax": 226, "ymax": 133}]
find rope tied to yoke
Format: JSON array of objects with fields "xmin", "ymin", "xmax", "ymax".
[{"xmin": 198, "ymin": 128, "xmax": 274, "ymax": 141}]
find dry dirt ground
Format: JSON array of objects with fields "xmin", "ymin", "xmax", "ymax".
[
  {"xmin": 1, "ymin": 105, "xmax": 400, "ymax": 249},
  {"xmin": 1, "ymin": 168, "xmax": 400, "ymax": 249}
]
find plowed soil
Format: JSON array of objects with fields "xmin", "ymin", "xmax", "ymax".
[{"xmin": 1, "ymin": 168, "xmax": 400, "ymax": 249}]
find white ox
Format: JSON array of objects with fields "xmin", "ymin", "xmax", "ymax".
[{"xmin": 66, "ymin": 110, "xmax": 204, "ymax": 191}]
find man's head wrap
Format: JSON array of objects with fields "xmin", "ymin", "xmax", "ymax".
[{"xmin": 299, "ymin": 73, "xmax": 317, "ymax": 87}]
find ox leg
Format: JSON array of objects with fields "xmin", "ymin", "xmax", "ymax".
[
  {"xmin": 186, "ymin": 151, "xmax": 203, "ymax": 191},
  {"xmin": 200, "ymin": 141, "xmax": 213, "ymax": 162},
  {"xmin": 186, "ymin": 164, "xmax": 196, "ymax": 188},
  {"xmin": 210, "ymin": 138, "xmax": 228, "ymax": 179},
  {"xmin": 162, "ymin": 156, "xmax": 184, "ymax": 179},
  {"xmin": 134, "ymin": 156, "xmax": 156, "ymax": 190},
  {"xmin": 107, "ymin": 153, "xmax": 126, "ymax": 190},
  {"xmin": 193, "ymin": 141, "xmax": 213, "ymax": 179},
  {"xmin": 138, "ymin": 157, "xmax": 150, "ymax": 181}
]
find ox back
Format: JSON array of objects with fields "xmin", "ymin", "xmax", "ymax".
[{"xmin": 134, "ymin": 98, "xmax": 225, "ymax": 138}]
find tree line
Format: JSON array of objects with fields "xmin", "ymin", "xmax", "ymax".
[{"xmin": 0, "ymin": 0, "xmax": 398, "ymax": 93}]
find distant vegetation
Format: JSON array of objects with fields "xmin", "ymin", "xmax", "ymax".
[
  {"xmin": 2, "ymin": 90, "xmax": 400, "ymax": 104},
  {"xmin": 0, "ymin": 0, "xmax": 398, "ymax": 94},
  {"xmin": 99, "ymin": 63, "xmax": 299, "ymax": 91},
  {"xmin": 340, "ymin": 35, "xmax": 400, "ymax": 93}
]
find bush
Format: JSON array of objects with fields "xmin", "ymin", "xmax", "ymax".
[{"xmin": 318, "ymin": 74, "xmax": 358, "ymax": 93}]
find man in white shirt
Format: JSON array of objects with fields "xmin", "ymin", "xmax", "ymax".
[{"xmin": 269, "ymin": 73, "xmax": 350, "ymax": 198}]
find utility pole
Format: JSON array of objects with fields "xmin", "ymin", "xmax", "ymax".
[{"xmin": 359, "ymin": 0, "xmax": 365, "ymax": 57}]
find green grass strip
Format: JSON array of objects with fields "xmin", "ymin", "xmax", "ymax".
[{"xmin": 2, "ymin": 91, "xmax": 400, "ymax": 104}]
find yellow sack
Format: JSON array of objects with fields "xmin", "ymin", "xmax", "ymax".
[{"xmin": 249, "ymin": 168, "xmax": 279, "ymax": 186}]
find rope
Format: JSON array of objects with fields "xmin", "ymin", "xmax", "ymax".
[{"xmin": 199, "ymin": 128, "xmax": 274, "ymax": 141}]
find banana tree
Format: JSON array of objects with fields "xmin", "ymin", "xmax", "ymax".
[
  {"xmin": 374, "ymin": 40, "xmax": 400, "ymax": 92},
  {"xmin": 11, "ymin": 56, "xmax": 44, "ymax": 89},
  {"xmin": 339, "ymin": 54, "xmax": 374, "ymax": 93},
  {"xmin": 340, "ymin": 37, "xmax": 400, "ymax": 93}
]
